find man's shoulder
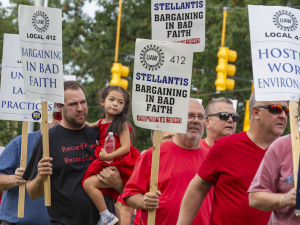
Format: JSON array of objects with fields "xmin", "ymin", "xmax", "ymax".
[
  {"xmin": 273, "ymin": 133, "xmax": 291, "ymax": 144},
  {"xmin": 28, "ymin": 130, "xmax": 41, "ymax": 139},
  {"xmin": 4, "ymin": 134, "xmax": 23, "ymax": 151},
  {"xmin": 209, "ymin": 132, "xmax": 246, "ymax": 155},
  {"xmin": 83, "ymin": 125, "xmax": 99, "ymax": 134},
  {"xmin": 268, "ymin": 134, "xmax": 292, "ymax": 153},
  {"xmin": 48, "ymin": 125, "xmax": 98, "ymax": 135},
  {"xmin": 215, "ymin": 131, "xmax": 245, "ymax": 144}
]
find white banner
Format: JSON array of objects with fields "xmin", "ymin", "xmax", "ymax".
[
  {"xmin": 132, "ymin": 39, "xmax": 193, "ymax": 133},
  {"xmin": 0, "ymin": 34, "xmax": 54, "ymax": 122},
  {"xmin": 151, "ymin": 0, "xmax": 206, "ymax": 52},
  {"xmin": 18, "ymin": 5, "xmax": 64, "ymax": 103},
  {"xmin": 249, "ymin": 5, "xmax": 300, "ymax": 101}
]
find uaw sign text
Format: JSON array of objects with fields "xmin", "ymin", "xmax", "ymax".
[
  {"xmin": 18, "ymin": 5, "xmax": 64, "ymax": 103},
  {"xmin": 249, "ymin": 5, "xmax": 300, "ymax": 101},
  {"xmin": 151, "ymin": 0, "xmax": 206, "ymax": 52},
  {"xmin": 132, "ymin": 39, "xmax": 193, "ymax": 133}
]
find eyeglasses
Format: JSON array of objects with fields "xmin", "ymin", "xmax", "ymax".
[
  {"xmin": 257, "ymin": 104, "xmax": 289, "ymax": 115},
  {"xmin": 188, "ymin": 114, "xmax": 205, "ymax": 121},
  {"xmin": 206, "ymin": 112, "xmax": 240, "ymax": 122},
  {"xmin": 53, "ymin": 112, "xmax": 62, "ymax": 120}
]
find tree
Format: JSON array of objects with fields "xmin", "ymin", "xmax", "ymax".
[{"xmin": 0, "ymin": 0, "xmax": 295, "ymax": 148}]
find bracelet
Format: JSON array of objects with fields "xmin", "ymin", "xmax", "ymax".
[{"xmin": 280, "ymin": 194, "xmax": 284, "ymax": 209}]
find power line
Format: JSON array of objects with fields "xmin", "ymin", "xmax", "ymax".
[
  {"xmin": 191, "ymin": 88, "xmax": 252, "ymax": 97},
  {"xmin": 206, "ymin": 5, "xmax": 300, "ymax": 10}
]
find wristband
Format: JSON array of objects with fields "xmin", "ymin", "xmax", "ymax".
[{"xmin": 280, "ymin": 194, "xmax": 284, "ymax": 209}]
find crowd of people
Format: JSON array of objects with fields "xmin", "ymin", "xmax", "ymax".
[{"xmin": 0, "ymin": 80, "xmax": 298, "ymax": 225}]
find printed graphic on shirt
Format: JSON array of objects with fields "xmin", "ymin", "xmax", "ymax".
[{"xmin": 283, "ymin": 175, "xmax": 294, "ymax": 185}]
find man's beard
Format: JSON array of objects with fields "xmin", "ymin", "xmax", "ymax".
[{"xmin": 63, "ymin": 112, "xmax": 86, "ymax": 128}]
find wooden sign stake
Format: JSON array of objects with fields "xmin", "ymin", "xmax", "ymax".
[
  {"xmin": 41, "ymin": 102, "xmax": 51, "ymax": 206},
  {"xmin": 17, "ymin": 121, "xmax": 28, "ymax": 218},
  {"xmin": 148, "ymin": 130, "xmax": 161, "ymax": 225}
]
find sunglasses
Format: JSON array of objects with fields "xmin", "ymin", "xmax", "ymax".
[
  {"xmin": 257, "ymin": 104, "xmax": 289, "ymax": 115},
  {"xmin": 53, "ymin": 112, "xmax": 62, "ymax": 120},
  {"xmin": 206, "ymin": 112, "xmax": 240, "ymax": 122}
]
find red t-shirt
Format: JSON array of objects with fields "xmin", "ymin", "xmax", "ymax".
[
  {"xmin": 123, "ymin": 140, "xmax": 213, "ymax": 225},
  {"xmin": 200, "ymin": 139, "xmax": 211, "ymax": 150},
  {"xmin": 198, "ymin": 132, "xmax": 272, "ymax": 225}
]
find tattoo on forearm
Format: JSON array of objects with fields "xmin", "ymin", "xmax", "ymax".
[{"xmin": 202, "ymin": 179, "xmax": 214, "ymax": 186}]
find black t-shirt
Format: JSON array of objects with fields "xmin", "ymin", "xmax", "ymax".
[{"xmin": 23, "ymin": 125, "xmax": 115, "ymax": 225}]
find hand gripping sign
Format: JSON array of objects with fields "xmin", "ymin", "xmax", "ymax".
[
  {"xmin": 151, "ymin": 0, "xmax": 206, "ymax": 52},
  {"xmin": 132, "ymin": 39, "xmax": 193, "ymax": 224},
  {"xmin": 249, "ymin": 5, "xmax": 300, "ymax": 216}
]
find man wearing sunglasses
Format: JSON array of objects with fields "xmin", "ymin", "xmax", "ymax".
[
  {"xmin": 0, "ymin": 109, "xmax": 61, "ymax": 225},
  {"xmin": 201, "ymin": 97, "xmax": 238, "ymax": 150},
  {"xmin": 23, "ymin": 81, "xmax": 123, "ymax": 225},
  {"xmin": 177, "ymin": 94, "xmax": 288, "ymax": 225}
]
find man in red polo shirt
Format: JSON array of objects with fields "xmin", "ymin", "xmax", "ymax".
[{"xmin": 123, "ymin": 99, "xmax": 213, "ymax": 225}]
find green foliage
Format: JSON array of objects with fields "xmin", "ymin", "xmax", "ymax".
[{"xmin": 0, "ymin": 0, "xmax": 295, "ymax": 148}]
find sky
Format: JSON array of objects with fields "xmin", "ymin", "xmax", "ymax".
[{"xmin": 0, "ymin": 0, "xmax": 99, "ymax": 18}]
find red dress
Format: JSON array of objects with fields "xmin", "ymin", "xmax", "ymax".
[{"xmin": 82, "ymin": 119, "xmax": 140, "ymax": 200}]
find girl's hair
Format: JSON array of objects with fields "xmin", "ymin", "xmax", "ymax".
[{"xmin": 97, "ymin": 85, "xmax": 135, "ymax": 140}]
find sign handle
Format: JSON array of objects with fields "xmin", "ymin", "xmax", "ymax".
[
  {"xmin": 17, "ymin": 121, "xmax": 28, "ymax": 218},
  {"xmin": 42, "ymin": 102, "xmax": 51, "ymax": 206},
  {"xmin": 148, "ymin": 130, "xmax": 161, "ymax": 225}
]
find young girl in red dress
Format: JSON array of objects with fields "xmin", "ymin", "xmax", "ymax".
[{"xmin": 82, "ymin": 85, "xmax": 140, "ymax": 225}]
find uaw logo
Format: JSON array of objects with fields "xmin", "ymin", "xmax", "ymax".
[
  {"xmin": 32, "ymin": 111, "xmax": 41, "ymax": 121},
  {"xmin": 32, "ymin": 11, "xmax": 49, "ymax": 32},
  {"xmin": 140, "ymin": 45, "xmax": 165, "ymax": 71},
  {"xmin": 273, "ymin": 10, "xmax": 298, "ymax": 31}
]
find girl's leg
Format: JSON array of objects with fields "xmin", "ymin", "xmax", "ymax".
[
  {"xmin": 114, "ymin": 204, "xmax": 121, "ymax": 225},
  {"xmin": 83, "ymin": 176, "xmax": 118, "ymax": 225},
  {"xmin": 83, "ymin": 175, "xmax": 107, "ymax": 212}
]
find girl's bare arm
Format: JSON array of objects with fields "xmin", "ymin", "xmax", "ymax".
[{"xmin": 85, "ymin": 120, "xmax": 99, "ymax": 129}]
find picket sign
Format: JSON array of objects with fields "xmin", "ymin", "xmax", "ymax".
[
  {"xmin": 18, "ymin": 4, "xmax": 64, "ymax": 206},
  {"xmin": 0, "ymin": 32, "xmax": 55, "ymax": 216},
  {"xmin": 132, "ymin": 39, "xmax": 193, "ymax": 224},
  {"xmin": 248, "ymin": 5, "xmax": 300, "ymax": 215},
  {"xmin": 151, "ymin": 0, "xmax": 206, "ymax": 52},
  {"xmin": 17, "ymin": 121, "xmax": 28, "ymax": 218}
]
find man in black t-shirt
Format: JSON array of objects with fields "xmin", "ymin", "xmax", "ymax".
[{"xmin": 23, "ymin": 81, "xmax": 124, "ymax": 225}]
